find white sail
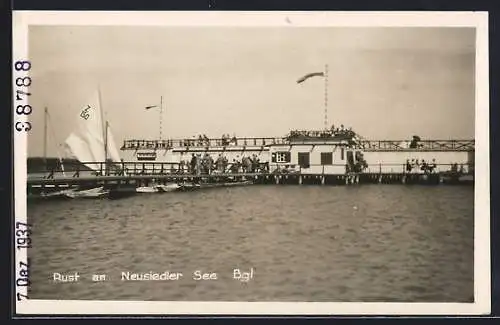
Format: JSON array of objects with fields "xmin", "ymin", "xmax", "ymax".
[
  {"xmin": 64, "ymin": 90, "xmax": 106, "ymax": 171},
  {"xmin": 106, "ymin": 124, "xmax": 122, "ymax": 163},
  {"xmin": 65, "ymin": 89, "xmax": 124, "ymax": 176},
  {"xmin": 65, "ymin": 132, "xmax": 100, "ymax": 171},
  {"xmin": 74, "ymin": 90, "xmax": 106, "ymax": 163}
]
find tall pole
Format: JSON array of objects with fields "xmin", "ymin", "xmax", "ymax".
[
  {"xmin": 45, "ymin": 109, "xmax": 66, "ymax": 177},
  {"xmin": 324, "ymin": 64, "xmax": 329, "ymax": 130},
  {"xmin": 43, "ymin": 107, "xmax": 48, "ymax": 166},
  {"xmin": 98, "ymin": 86, "xmax": 107, "ymax": 175},
  {"xmin": 104, "ymin": 120, "xmax": 109, "ymax": 175},
  {"xmin": 160, "ymin": 95, "xmax": 163, "ymax": 140}
]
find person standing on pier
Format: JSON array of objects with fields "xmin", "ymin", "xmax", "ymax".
[
  {"xmin": 190, "ymin": 154, "xmax": 196, "ymax": 174},
  {"xmin": 179, "ymin": 160, "xmax": 186, "ymax": 174},
  {"xmin": 244, "ymin": 156, "xmax": 252, "ymax": 173},
  {"xmin": 421, "ymin": 159, "xmax": 429, "ymax": 174},
  {"xmin": 406, "ymin": 159, "xmax": 412, "ymax": 173},
  {"xmin": 410, "ymin": 159, "xmax": 417, "ymax": 173},
  {"xmin": 430, "ymin": 159, "xmax": 437, "ymax": 173},
  {"xmin": 223, "ymin": 155, "xmax": 228, "ymax": 173},
  {"xmin": 251, "ymin": 154, "xmax": 258, "ymax": 172},
  {"xmin": 215, "ymin": 154, "xmax": 223, "ymax": 173},
  {"xmin": 195, "ymin": 154, "xmax": 202, "ymax": 175}
]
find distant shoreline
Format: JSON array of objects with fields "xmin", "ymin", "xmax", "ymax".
[{"xmin": 27, "ymin": 157, "xmax": 93, "ymax": 174}]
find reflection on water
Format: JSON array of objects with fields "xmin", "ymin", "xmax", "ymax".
[{"xmin": 27, "ymin": 184, "xmax": 474, "ymax": 302}]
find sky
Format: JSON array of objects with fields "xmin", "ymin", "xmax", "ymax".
[{"xmin": 27, "ymin": 26, "xmax": 476, "ymax": 157}]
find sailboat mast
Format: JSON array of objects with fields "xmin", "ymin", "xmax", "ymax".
[
  {"xmin": 104, "ymin": 121, "xmax": 109, "ymax": 175},
  {"xmin": 324, "ymin": 64, "xmax": 329, "ymax": 131},
  {"xmin": 45, "ymin": 108, "xmax": 67, "ymax": 177},
  {"xmin": 160, "ymin": 95, "xmax": 163, "ymax": 140},
  {"xmin": 43, "ymin": 107, "xmax": 48, "ymax": 168},
  {"xmin": 98, "ymin": 86, "xmax": 107, "ymax": 175}
]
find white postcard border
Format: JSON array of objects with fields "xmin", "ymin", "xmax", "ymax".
[{"xmin": 13, "ymin": 11, "xmax": 490, "ymax": 316}]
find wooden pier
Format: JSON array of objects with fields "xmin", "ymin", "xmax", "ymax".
[{"xmin": 27, "ymin": 163, "xmax": 472, "ymax": 196}]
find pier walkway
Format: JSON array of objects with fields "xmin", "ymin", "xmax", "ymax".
[{"xmin": 27, "ymin": 162, "xmax": 473, "ymax": 195}]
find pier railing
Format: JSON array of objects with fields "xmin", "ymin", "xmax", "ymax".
[
  {"xmin": 121, "ymin": 138, "xmax": 475, "ymax": 151},
  {"xmin": 121, "ymin": 137, "xmax": 287, "ymax": 150},
  {"xmin": 28, "ymin": 161, "xmax": 474, "ymax": 180},
  {"xmin": 358, "ymin": 139, "xmax": 475, "ymax": 151}
]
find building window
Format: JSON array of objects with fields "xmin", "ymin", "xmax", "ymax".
[
  {"xmin": 298, "ymin": 152, "xmax": 310, "ymax": 168},
  {"xmin": 272, "ymin": 151, "xmax": 291, "ymax": 163},
  {"xmin": 321, "ymin": 152, "xmax": 333, "ymax": 165},
  {"xmin": 341, "ymin": 148, "xmax": 345, "ymax": 160},
  {"xmin": 277, "ymin": 152, "xmax": 287, "ymax": 163}
]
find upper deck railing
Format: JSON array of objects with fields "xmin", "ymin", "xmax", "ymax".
[
  {"xmin": 121, "ymin": 137, "xmax": 287, "ymax": 150},
  {"xmin": 358, "ymin": 139, "xmax": 475, "ymax": 151},
  {"xmin": 121, "ymin": 137, "xmax": 475, "ymax": 152}
]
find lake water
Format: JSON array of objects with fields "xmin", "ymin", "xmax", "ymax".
[{"xmin": 27, "ymin": 184, "xmax": 474, "ymax": 302}]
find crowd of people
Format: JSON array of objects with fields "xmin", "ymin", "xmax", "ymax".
[
  {"xmin": 287, "ymin": 124, "xmax": 358, "ymax": 140},
  {"xmin": 182, "ymin": 134, "xmax": 210, "ymax": 147},
  {"xmin": 173, "ymin": 153, "xmax": 267, "ymax": 175},
  {"xmin": 182, "ymin": 134, "xmax": 240, "ymax": 147},
  {"xmin": 405, "ymin": 158, "xmax": 438, "ymax": 174},
  {"xmin": 405, "ymin": 159, "xmax": 471, "ymax": 175}
]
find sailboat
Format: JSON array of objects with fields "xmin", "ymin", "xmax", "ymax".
[
  {"xmin": 63, "ymin": 89, "xmax": 123, "ymax": 199},
  {"xmin": 34, "ymin": 107, "xmax": 79, "ymax": 199}
]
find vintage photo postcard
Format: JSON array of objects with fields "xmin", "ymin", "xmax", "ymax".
[{"xmin": 12, "ymin": 11, "xmax": 490, "ymax": 315}]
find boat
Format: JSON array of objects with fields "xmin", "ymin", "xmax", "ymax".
[
  {"xmin": 199, "ymin": 180, "xmax": 253, "ymax": 189},
  {"xmin": 63, "ymin": 186, "xmax": 109, "ymax": 199},
  {"xmin": 157, "ymin": 183, "xmax": 181, "ymax": 192},
  {"xmin": 136, "ymin": 183, "xmax": 181, "ymax": 193},
  {"xmin": 174, "ymin": 179, "xmax": 253, "ymax": 191},
  {"xmin": 63, "ymin": 89, "xmax": 123, "ymax": 198},
  {"xmin": 41, "ymin": 188, "xmax": 75, "ymax": 198},
  {"xmin": 32, "ymin": 108, "xmax": 77, "ymax": 199},
  {"xmin": 177, "ymin": 182, "xmax": 202, "ymax": 191},
  {"xmin": 136, "ymin": 186, "xmax": 160, "ymax": 193}
]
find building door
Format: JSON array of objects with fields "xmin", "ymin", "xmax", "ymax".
[
  {"xmin": 298, "ymin": 152, "xmax": 310, "ymax": 168},
  {"xmin": 346, "ymin": 151, "xmax": 354, "ymax": 166}
]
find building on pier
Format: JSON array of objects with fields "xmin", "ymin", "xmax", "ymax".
[{"xmin": 119, "ymin": 130, "xmax": 474, "ymax": 176}]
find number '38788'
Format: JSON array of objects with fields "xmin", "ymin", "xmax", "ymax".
[{"xmin": 14, "ymin": 60, "xmax": 33, "ymax": 132}]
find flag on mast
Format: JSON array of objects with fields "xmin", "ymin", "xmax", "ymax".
[
  {"xmin": 145, "ymin": 105, "xmax": 158, "ymax": 110},
  {"xmin": 296, "ymin": 72, "xmax": 325, "ymax": 84}
]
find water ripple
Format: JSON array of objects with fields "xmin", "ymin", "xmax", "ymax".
[{"xmin": 27, "ymin": 185, "xmax": 474, "ymax": 302}]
